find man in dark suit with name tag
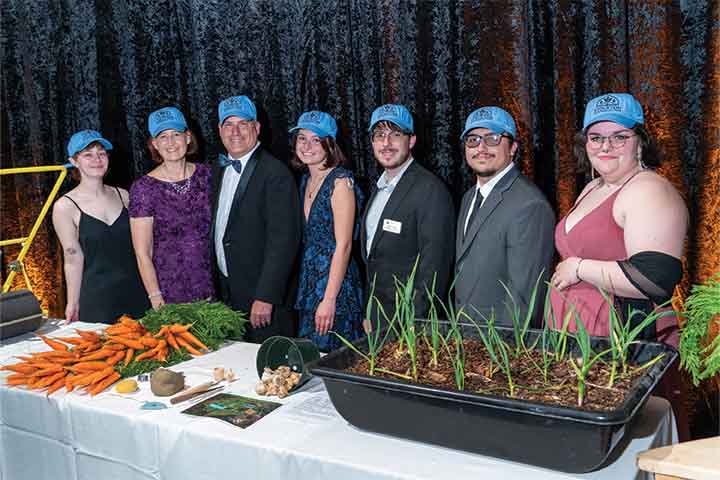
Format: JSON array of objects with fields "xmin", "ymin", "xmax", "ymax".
[
  {"xmin": 455, "ymin": 106, "xmax": 554, "ymax": 326},
  {"xmin": 212, "ymin": 95, "xmax": 302, "ymax": 343},
  {"xmin": 360, "ymin": 104, "xmax": 455, "ymax": 330}
]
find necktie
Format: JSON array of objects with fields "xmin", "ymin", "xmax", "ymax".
[
  {"xmin": 218, "ymin": 154, "xmax": 242, "ymax": 173},
  {"xmin": 465, "ymin": 191, "xmax": 484, "ymax": 237}
]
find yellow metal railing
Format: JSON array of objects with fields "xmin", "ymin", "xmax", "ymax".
[{"xmin": 0, "ymin": 165, "xmax": 70, "ymax": 293}]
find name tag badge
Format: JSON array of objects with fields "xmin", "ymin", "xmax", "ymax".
[{"xmin": 383, "ymin": 219, "xmax": 402, "ymax": 234}]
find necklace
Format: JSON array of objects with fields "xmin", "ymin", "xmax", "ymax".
[
  {"xmin": 306, "ymin": 170, "xmax": 331, "ymax": 199},
  {"xmin": 165, "ymin": 162, "xmax": 190, "ymax": 195}
]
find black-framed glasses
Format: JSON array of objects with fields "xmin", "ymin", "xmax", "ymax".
[
  {"xmin": 463, "ymin": 133, "xmax": 509, "ymax": 148},
  {"xmin": 586, "ymin": 133, "xmax": 635, "ymax": 149},
  {"xmin": 371, "ymin": 130, "xmax": 407, "ymax": 143}
]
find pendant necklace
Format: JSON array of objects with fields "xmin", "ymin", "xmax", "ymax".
[
  {"xmin": 307, "ymin": 170, "xmax": 330, "ymax": 199},
  {"xmin": 167, "ymin": 162, "xmax": 190, "ymax": 195}
]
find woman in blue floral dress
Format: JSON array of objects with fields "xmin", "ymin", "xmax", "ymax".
[{"xmin": 290, "ymin": 111, "xmax": 364, "ymax": 351}]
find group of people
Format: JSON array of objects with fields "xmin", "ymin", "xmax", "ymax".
[{"xmin": 52, "ymin": 92, "xmax": 687, "ymax": 352}]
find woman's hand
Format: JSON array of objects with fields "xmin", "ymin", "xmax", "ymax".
[
  {"xmin": 150, "ymin": 295, "xmax": 165, "ymax": 310},
  {"xmin": 315, "ymin": 298, "xmax": 336, "ymax": 336},
  {"xmin": 65, "ymin": 303, "xmax": 79, "ymax": 323},
  {"xmin": 551, "ymin": 257, "xmax": 583, "ymax": 291}
]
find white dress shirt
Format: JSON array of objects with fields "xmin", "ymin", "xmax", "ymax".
[
  {"xmin": 214, "ymin": 142, "xmax": 261, "ymax": 276},
  {"xmin": 365, "ymin": 158, "xmax": 414, "ymax": 254},
  {"xmin": 463, "ymin": 161, "xmax": 515, "ymax": 236}
]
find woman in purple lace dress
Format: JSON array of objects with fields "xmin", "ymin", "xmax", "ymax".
[{"xmin": 129, "ymin": 106, "xmax": 214, "ymax": 308}]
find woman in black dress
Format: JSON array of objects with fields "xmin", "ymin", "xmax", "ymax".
[{"xmin": 52, "ymin": 130, "xmax": 149, "ymax": 324}]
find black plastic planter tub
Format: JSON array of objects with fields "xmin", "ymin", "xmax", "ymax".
[{"xmin": 310, "ymin": 322, "xmax": 677, "ymax": 473}]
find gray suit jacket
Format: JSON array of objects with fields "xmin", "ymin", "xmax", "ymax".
[{"xmin": 454, "ymin": 165, "xmax": 555, "ymax": 326}]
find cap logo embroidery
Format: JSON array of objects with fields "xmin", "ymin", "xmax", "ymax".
[
  {"xmin": 593, "ymin": 95, "xmax": 621, "ymax": 114},
  {"xmin": 472, "ymin": 109, "xmax": 493, "ymax": 121},
  {"xmin": 153, "ymin": 110, "xmax": 175, "ymax": 122},
  {"xmin": 380, "ymin": 105, "xmax": 396, "ymax": 115},
  {"xmin": 307, "ymin": 111, "xmax": 321, "ymax": 124},
  {"xmin": 80, "ymin": 130, "xmax": 96, "ymax": 141}
]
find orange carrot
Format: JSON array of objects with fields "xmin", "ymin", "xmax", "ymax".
[
  {"xmin": 103, "ymin": 343, "xmax": 127, "ymax": 351},
  {"xmin": 139, "ymin": 336, "xmax": 159, "ymax": 348},
  {"xmin": 84, "ymin": 367, "xmax": 115, "ymax": 387},
  {"xmin": 68, "ymin": 361, "xmax": 110, "ymax": 372},
  {"xmin": 106, "ymin": 350, "xmax": 126, "ymax": 366},
  {"xmin": 133, "ymin": 350, "xmax": 155, "ymax": 362},
  {"xmin": 89, "ymin": 371, "xmax": 120, "ymax": 396},
  {"xmin": 1, "ymin": 364, "xmax": 38, "ymax": 375},
  {"xmin": 38, "ymin": 335, "xmax": 69, "ymax": 351},
  {"xmin": 6, "ymin": 375, "xmax": 29, "ymax": 386},
  {"xmin": 169, "ymin": 323, "xmax": 193, "ymax": 334},
  {"xmin": 46, "ymin": 377, "xmax": 66, "ymax": 395},
  {"xmin": 179, "ymin": 331, "xmax": 209, "ymax": 351},
  {"xmin": 65, "ymin": 374, "xmax": 76, "ymax": 392},
  {"xmin": 123, "ymin": 348, "xmax": 134, "ymax": 367},
  {"xmin": 31, "ymin": 365, "xmax": 65, "ymax": 377},
  {"xmin": 53, "ymin": 336, "xmax": 84, "ymax": 345},
  {"xmin": 75, "ymin": 330, "xmax": 101, "ymax": 341},
  {"xmin": 154, "ymin": 326, "xmax": 169, "ymax": 338},
  {"xmin": 106, "ymin": 336, "xmax": 144, "ymax": 350},
  {"xmin": 34, "ymin": 371, "xmax": 66, "ymax": 389},
  {"xmin": 166, "ymin": 333, "xmax": 180, "ymax": 351},
  {"xmin": 155, "ymin": 348, "xmax": 168, "ymax": 363},
  {"xmin": 78, "ymin": 349, "xmax": 115, "ymax": 362},
  {"xmin": 175, "ymin": 336, "xmax": 203, "ymax": 356}
]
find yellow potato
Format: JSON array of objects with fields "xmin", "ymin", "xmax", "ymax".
[{"xmin": 115, "ymin": 379, "xmax": 139, "ymax": 393}]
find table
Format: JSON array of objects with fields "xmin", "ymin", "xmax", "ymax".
[
  {"xmin": 1, "ymin": 321, "xmax": 677, "ymax": 480},
  {"xmin": 637, "ymin": 436, "xmax": 720, "ymax": 479}
]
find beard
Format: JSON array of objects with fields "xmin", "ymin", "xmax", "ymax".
[{"xmin": 475, "ymin": 169, "xmax": 498, "ymax": 178}]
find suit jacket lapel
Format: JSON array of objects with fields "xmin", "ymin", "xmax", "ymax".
[
  {"xmin": 456, "ymin": 189, "xmax": 473, "ymax": 255},
  {"xmin": 368, "ymin": 161, "xmax": 419, "ymax": 255},
  {"xmin": 457, "ymin": 166, "xmax": 520, "ymax": 261},
  {"xmin": 224, "ymin": 148, "xmax": 260, "ymax": 238},
  {"xmin": 210, "ymin": 162, "xmax": 224, "ymax": 241}
]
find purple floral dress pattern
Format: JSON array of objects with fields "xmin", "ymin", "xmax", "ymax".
[{"xmin": 129, "ymin": 163, "xmax": 214, "ymax": 304}]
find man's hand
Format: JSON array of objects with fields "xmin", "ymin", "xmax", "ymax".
[{"xmin": 250, "ymin": 300, "xmax": 273, "ymax": 328}]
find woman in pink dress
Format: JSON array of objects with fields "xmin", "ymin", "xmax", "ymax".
[{"xmin": 549, "ymin": 93, "xmax": 687, "ymax": 346}]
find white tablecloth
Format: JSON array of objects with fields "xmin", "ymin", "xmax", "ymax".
[{"xmin": 1, "ymin": 322, "xmax": 677, "ymax": 480}]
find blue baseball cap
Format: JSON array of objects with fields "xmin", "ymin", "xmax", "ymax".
[
  {"xmin": 583, "ymin": 93, "xmax": 644, "ymax": 130},
  {"xmin": 66, "ymin": 130, "xmax": 113, "ymax": 157},
  {"xmin": 148, "ymin": 107, "xmax": 188, "ymax": 137},
  {"xmin": 218, "ymin": 95, "xmax": 257, "ymax": 125},
  {"xmin": 461, "ymin": 106, "xmax": 517, "ymax": 139},
  {"xmin": 289, "ymin": 111, "xmax": 338, "ymax": 139},
  {"xmin": 368, "ymin": 104, "xmax": 414, "ymax": 133}
]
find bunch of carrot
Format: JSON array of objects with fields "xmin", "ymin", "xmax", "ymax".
[{"xmin": 1, "ymin": 316, "xmax": 209, "ymax": 396}]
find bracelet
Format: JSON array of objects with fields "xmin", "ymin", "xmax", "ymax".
[
  {"xmin": 575, "ymin": 259, "xmax": 584, "ymax": 281},
  {"xmin": 148, "ymin": 291, "xmax": 162, "ymax": 299}
]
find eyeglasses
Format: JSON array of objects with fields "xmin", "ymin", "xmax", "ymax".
[
  {"xmin": 586, "ymin": 133, "xmax": 635, "ymax": 149},
  {"xmin": 296, "ymin": 135, "xmax": 323, "ymax": 147},
  {"xmin": 371, "ymin": 130, "xmax": 407, "ymax": 143},
  {"xmin": 463, "ymin": 133, "xmax": 509, "ymax": 148}
]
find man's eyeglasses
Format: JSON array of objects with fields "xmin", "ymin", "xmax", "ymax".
[
  {"xmin": 371, "ymin": 130, "xmax": 407, "ymax": 143},
  {"xmin": 463, "ymin": 133, "xmax": 509, "ymax": 148},
  {"xmin": 586, "ymin": 133, "xmax": 635, "ymax": 149},
  {"xmin": 296, "ymin": 135, "xmax": 323, "ymax": 147}
]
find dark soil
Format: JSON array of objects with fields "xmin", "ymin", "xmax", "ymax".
[{"xmin": 347, "ymin": 339, "xmax": 646, "ymax": 411}]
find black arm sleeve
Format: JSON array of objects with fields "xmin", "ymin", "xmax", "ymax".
[{"xmin": 617, "ymin": 251, "xmax": 682, "ymax": 305}]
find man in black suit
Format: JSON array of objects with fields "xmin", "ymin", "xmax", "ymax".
[
  {"xmin": 360, "ymin": 104, "xmax": 455, "ymax": 330},
  {"xmin": 212, "ymin": 95, "xmax": 301, "ymax": 343}
]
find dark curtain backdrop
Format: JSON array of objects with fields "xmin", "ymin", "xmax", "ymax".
[{"xmin": 1, "ymin": 0, "xmax": 718, "ymax": 318}]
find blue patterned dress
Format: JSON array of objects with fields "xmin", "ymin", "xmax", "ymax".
[{"xmin": 295, "ymin": 166, "xmax": 365, "ymax": 351}]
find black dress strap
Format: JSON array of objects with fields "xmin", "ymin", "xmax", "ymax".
[
  {"xmin": 63, "ymin": 195, "xmax": 83, "ymax": 213},
  {"xmin": 114, "ymin": 186, "xmax": 126, "ymax": 208}
]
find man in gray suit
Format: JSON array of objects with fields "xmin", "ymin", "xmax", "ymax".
[{"xmin": 455, "ymin": 106, "xmax": 555, "ymax": 326}]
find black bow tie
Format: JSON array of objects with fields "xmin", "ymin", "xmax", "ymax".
[{"xmin": 219, "ymin": 154, "xmax": 242, "ymax": 173}]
